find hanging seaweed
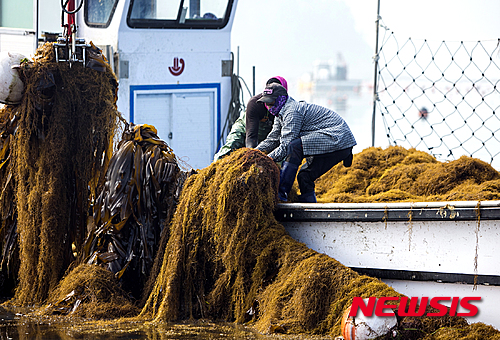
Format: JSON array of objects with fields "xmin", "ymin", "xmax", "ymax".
[
  {"xmin": 83, "ymin": 124, "xmax": 185, "ymax": 300},
  {"xmin": 10, "ymin": 42, "xmax": 119, "ymax": 305},
  {"xmin": 0, "ymin": 105, "xmax": 19, "ymax": 298}
]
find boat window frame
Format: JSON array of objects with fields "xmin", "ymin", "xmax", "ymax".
[
  {"xmin": 126, "ymin": 0, "xmax": 234, "ymax": 30},
  {"xmin": 84, "ymin": 0, "xmax": 120, "ymax": 28}
]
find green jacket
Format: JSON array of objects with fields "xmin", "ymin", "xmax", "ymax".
[{"xmin": 213, "ymin": 112, "xmax": 247, "ymax": 161}]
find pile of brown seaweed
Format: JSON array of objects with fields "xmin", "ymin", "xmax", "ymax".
[
  {"xmin": 314, "ymin": 146, "xmax": 500, "ymax": 203},
  {"xmin": 43, "ymin": 263, "xmax": 138, "ymax": 319}
]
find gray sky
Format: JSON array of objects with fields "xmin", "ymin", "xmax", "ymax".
[{"xmin": 231, "ymin": 0, "xmax": 500, "ymax": 98}]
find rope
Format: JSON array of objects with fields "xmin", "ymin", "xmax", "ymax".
[
  {"xmin": 216, "ymin": 74, "xmax": 246, "ymax": 152},
  {"xmin": 61, "ymin": 0, "xmax": 84, "ymax": 15}
]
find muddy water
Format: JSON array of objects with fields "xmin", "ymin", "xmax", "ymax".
[{"xmin": 0, "ymin": 307, "xmax": 333, "ymax": 340}]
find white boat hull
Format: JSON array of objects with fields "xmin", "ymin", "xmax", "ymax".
[{"xmin": 277, "ymin": 201, "xmax": 500, "ymax": 329}]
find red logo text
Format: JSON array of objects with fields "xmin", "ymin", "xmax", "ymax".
[{"xmin": 349, "ymin": 296, "xmax": 481, "ymax": 317}]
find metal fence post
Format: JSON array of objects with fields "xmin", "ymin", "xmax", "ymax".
[{"xmin": 371, "ymin": 0, "xmax": 381, "ymax": 147}]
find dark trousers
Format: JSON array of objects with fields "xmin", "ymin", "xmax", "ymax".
[{"xmin": 286, "ymin": 138, "xmax": 352, "ymax": 195}]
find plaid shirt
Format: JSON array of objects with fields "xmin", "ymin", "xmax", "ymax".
[{"xmin": 256, "ymin": 97, "xmax": 357, "ymax": 162}]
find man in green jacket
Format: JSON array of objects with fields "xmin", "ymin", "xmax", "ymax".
[{"xmin": 213, "ymin": 76, "xmax": 288, "ymax": 161}]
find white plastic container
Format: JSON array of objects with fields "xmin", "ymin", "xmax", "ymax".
[
  {"xmin": 0, "ymin": 51, "xmax": 26, "ymax": 105},
  {"xmin": 341, "ymin": 298, "xmax": 397, "ymax": 340}
]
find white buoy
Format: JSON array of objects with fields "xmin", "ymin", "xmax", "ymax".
[
  {"xmin": 341, "ymin": 298, "xmax": 397, "ymax": 340},
  {"xmin": 0, "ymin": 51, "xmax": 26, "ymax": 105}
]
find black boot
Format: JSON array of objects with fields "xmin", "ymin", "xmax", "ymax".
[
  {"xmin": 278, "ymin": 161, "xmax": 299, "ymax": 202},
  {"xmin": 298, "ymin": 191, "xmax": 317, "ymax": 203},
  {"xmin": 343, "ymin": 152, "xmax": 353, "ymax": 167}
]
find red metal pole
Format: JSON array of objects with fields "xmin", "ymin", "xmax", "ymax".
[{"xmin": 67, "ymin": 0, "xmax": 75, "ymax": 40}]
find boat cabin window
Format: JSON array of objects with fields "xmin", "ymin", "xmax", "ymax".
[
  {"xmin": 85, "ymin": 0, "xmax": 120, "ymax": 27},
  {"xmin": 127, "ymin": 0, "xmax": 234, "ymax": 29}
]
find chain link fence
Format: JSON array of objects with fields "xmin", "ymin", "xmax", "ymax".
[{"xmin": 375, "ymin": 19, "xmax": 500, "ymax": 168}]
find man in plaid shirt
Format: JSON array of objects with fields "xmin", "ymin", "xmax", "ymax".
[{"xmin": 256, "ymin": 83, "xmax": 356, "ymax": 203}]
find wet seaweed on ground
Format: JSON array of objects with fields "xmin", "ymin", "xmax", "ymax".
[
  {"xmin": 394, "ymin": 308, "xmax": 500, "ymax": 340},
  {"xmin": 42, "ymin": 263, "xmax": 138, "ymax": 319},
  {"xmin": 9, "ymin": 42, "xmax": 119, "ymax": 305},
  {"xmin": 314, "ymin": 146, "xmax": 500, "ymax": 203},
  {"xmin": 424, "ymin": 322, "xmax": 500, "ymax": 340},
  {"xmin": 83, "ymin": 123, "xmax": 184, "ymax": 300}
]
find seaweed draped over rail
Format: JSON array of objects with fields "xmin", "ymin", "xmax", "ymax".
[
  {"xmin": 140, "ymin": 148, "xmax": 500, "ymax": 338},
  {"xmin": 140, "ymin": 148, "xmax": 397, "ymax": 334},
  {"xmin": 10, "ymin": 43, "xmax": 119, "ymax": 305}
]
